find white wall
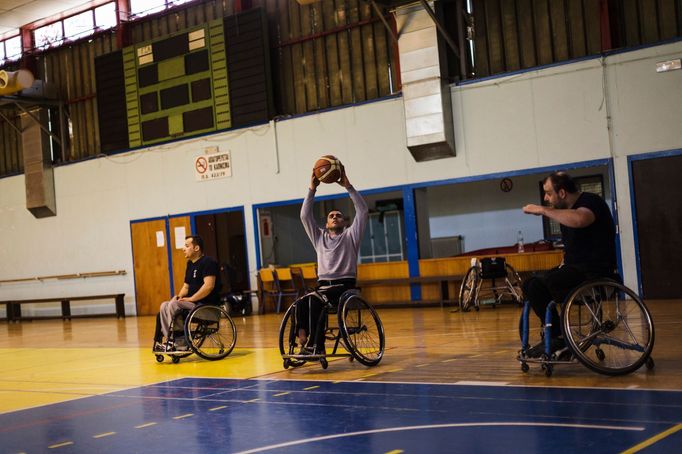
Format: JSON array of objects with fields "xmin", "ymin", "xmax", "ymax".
[{"xmin": 2, "ymin": 40, "xmax": 681, "ymax": 312}]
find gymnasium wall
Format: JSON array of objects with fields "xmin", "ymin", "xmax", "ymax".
[{"xmin": 1, "ymin": 40, "xmax": 681, "ymax": 315}]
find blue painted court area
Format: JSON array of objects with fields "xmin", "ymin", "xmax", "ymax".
[{"xmin": 2, "ymin": 378, "xmax": 681, "ymax": 453}]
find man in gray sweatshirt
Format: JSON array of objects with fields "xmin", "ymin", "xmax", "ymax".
[{"xmin": 297, "ymin": 165, "xmax": 369, "ymax": 353}]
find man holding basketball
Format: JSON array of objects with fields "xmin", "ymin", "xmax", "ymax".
[{"xmin": 297, "ymin": 161, "xmax": 368, "ymax": 354}]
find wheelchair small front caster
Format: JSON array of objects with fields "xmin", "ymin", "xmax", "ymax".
[
  {"xmin": 320, "ymin": 358, "xmax": 328, "ymax": 369},
  {"xmin": 348, "ymin": 356, "xmax": 354, "ymax": 363},
  {"xmin": 155, "ymin": 355, "xmax": 164, "ymax": 363},
  {"xmin": 521, "ymin": 362, "xmax": 529, "ymax": 373},
  {"xmin": 283, "ymin": 359, "xmax": 291, "ymax": 369},
  {"xmin": 172, "ymin": 356, "xmax": 180, "ymax": 364},
  {"xmin": 646, "ymin": 357, "xmax": 655, "ymax": 370}
]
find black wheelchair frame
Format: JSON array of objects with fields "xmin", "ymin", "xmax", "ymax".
[
  {"xmin": 459, "ymin": 257, "xmax": 523, "ymax": 311},
  {"xmin": 518, "ymin": 278, "xmax": 655, "ymax": 377},
  {"xmin": 279, "ymin": 286, "xmax": 385, "ymax": 369},
  {"xmin": 154, "ymin": 303, "xmax": 237, "ymax": 364}
]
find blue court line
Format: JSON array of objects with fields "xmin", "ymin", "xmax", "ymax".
[{"xmin": 1, "ymin": 378, "xmax": 681, "ymax": 453}]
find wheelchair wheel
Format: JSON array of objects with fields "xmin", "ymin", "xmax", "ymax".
[
  {"xmin": 561, "ymin": 280, "xmax": 654, "ymax": 376},
  {"xmin": 185, "ymin": 305, "xmax": 237, "ymax": 361},
  {"xmin": 459, "ymin": 266, "xmax": 480, "ymax": 312},
  {"xmin": 278, "ymin": 302, "xmax": 306, "ymax": 368},
  {"xmin": 338, "ymin": 294, "xmax": 384, "ymax": 367}
]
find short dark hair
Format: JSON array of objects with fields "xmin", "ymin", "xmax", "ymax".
[
  {"xmin": 186, "ymin": 235, "xmax": 204, "ymax": 251},
  {"xmin": 546, "ymin": 172, "xmax": 578, "ymax": 194},
  {"xmin": 327, "ymin": 209, "xmax": 345, "ymax": 220}
]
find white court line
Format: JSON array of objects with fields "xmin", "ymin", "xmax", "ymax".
[
  {"xmin": 234, "ymin": 421, "xmax": 644, "ymax": 454},
  {"xmin": 455, "ymin": 381, "xmax": 510, "ymax": 386}
]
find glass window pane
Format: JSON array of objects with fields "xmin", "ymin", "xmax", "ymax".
[
  {"xmin": 95, "ymin": 3, "xmax": 117, "ymax": 30},
  {"xmin": 35, "ymin": 22, "xmax": 64, "ymax": 49},
  {"xmin": 385, "ymin": 212, "xmax": 403, "ymax": 255},
  {"xmin": 5, "ymin": 36, "xmax": 22, "ymax": 60},
  {"xmin": 0, "ymin": 43, "xmax": 5, "ymax": 63},
  {"xmin": 64, "ymin": 11, "xmax": 94, "ymax": 40},
  {"xmin": 371, "ymin": 216, "xmax": 387, "ymax": 256},
  {"xmin": 130, "ymin": 0, "xmax": 166, "ymax": 17}
]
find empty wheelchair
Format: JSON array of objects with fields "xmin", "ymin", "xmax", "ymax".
[
  {"xmin": 459, "ymin": 257, "xmax": 523, "ymax": 311},
  {"xmin": 518, "ymin": 278, "xmax": 655, "ymax": 376},
  {"xmin": 279, "ymin": 285, "xmax": 385, "ymax": 369},
  {"xmin": 155, "ymin": 303, "xmax": 237, "ymax": 364}
]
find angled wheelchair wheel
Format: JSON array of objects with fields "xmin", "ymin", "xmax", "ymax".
[
  {"xmin": 459, "ymin": 266, "xmax": 480, "ymax": 312},
  {"xmin": 561, "ymin": 280, "xmax": 654, "ymax": 376},
  {"xmin": 278, "ymin": 302, "xmax": 306, "ymax": 368},
  {"xmin": 339, "ymin": 294, "xmax": 384, "ymax": 367},
  {"xmin": 185, "ymin": 305, "xmax": 237, "ymax": 361}
]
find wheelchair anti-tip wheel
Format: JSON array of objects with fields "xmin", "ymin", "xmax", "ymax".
[
  {"xmin": 561, "ymin": 280, "xmax": 654, "ymax": 376},
  {"xmin": 339, "ymin": 293, "xmax": 385, "ymax": 367},
  {"xmin": 459, "ymin": 266, "xmax": 480, "ymax": 312},
  {"xmin": 185, "ymin": 305, "xmax": 237, "ymax": 361}
]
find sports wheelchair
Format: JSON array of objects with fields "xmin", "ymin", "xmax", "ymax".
[
  {"xmin": 459, "ymin": 257, "xmax": 523, "ymax": 311},
  {"xmin": 518, "ymin": 277, "xmax": 655, "ymax": 377},
  {"xmin": 279, "ymin": 285, "xmax": 385, "ymax": 369},
  {"xmin": 154, "ymin": 303, "xmax": 237, "ymax": 364}
]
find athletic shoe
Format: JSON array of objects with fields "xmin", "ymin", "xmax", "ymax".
[
  {"xmin": 525, "ymin": 337, "xmax": 566, "ymax": 358},
  {"xmin": 153, "ymin": 342, "xmax": 166, "ymax": 352}
]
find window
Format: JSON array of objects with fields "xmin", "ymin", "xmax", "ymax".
[
  {"xmin": 31, "ymin": 2, "xmax": 118, "ymax": 52},
  {"xmin": 130, "ymin": 0, "xmax": 167, "ymax": 17},
  {"xmin": 130, "ymin": 0, "xmax": 197, "ymax": 18},
  {"xmin": 64, "ymin": 11, "xmax": 95, "ymax": 41},
  {"xmin": 360, "ymin": 211, "xmax": 405, "ymax": 263},
  {"xmin": 1, "ymin": 35, "xmax": 22, "ymax": 64},
  {"xmin": 35, "ymin": 22, "xmax": 64, "ymax": 49},
  {"xmin": 95, "ymin": 3, "xmax": 117, "ymax": 30}
]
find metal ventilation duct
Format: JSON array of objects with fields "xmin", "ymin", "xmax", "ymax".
[{"xmin": 396, "ymin": 2, "xmax": 455, "ymax": 161}]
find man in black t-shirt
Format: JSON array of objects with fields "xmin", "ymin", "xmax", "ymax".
[
  {"xmin": 153, "ymin": 235, "xmax": 221, "ymax": 352},
  {"xmin": 521, "ymin": 172, "xmax": 617, "ymax": 356}
]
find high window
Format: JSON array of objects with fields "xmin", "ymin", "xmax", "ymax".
[
  {"xmin": 0, "ymin": 35, "xmax": 22, "ymax": 65},
  {"xmin": 33, "ymin": 2, "xmax": 118, "ymax": 51},
  {"xmin": 130, "ymin": 0, "xmax": 196, "ymax": 18}
]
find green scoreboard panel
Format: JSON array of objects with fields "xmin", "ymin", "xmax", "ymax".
[{"xmin": 123, "ymin": 19, "xmax": 230, "ymax": 147}]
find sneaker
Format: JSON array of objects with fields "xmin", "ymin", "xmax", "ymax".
[
  {"xmin": 525, "ymin": 337, "xmax": 566, "ymax": 358},
  {"xmin": 298, "ymin": 345, "xmax": 314, "ymax": 356},
  {"xmin": 525, "ymin": 341, "xmax": 545, "ymax": 358},
  {"xmin": 153, "ymin": 342, "xmax": 165, "ymax": 352}
]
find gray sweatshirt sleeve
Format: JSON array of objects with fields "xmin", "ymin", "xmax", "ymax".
[
  {"xmin": 347, "ymin": 186, "xmax": 368, "ymax": 247},
  {"xmin": 300, "ymin": 188, "xmax": 321, "ymax": 245}
]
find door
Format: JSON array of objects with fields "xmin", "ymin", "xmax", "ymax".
[
  {"xmin": 632, "ymin": 154, "xmax": 682, "ymax": 298},
  {"xmin": 169, "ymin": 216, "xmax": 192, "ymax": 296},
  {"xmin": 131, "ymin": 219, "xmax": 171, "ymax": 315}
]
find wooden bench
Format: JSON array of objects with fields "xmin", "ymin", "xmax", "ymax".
[
  {"xmin": 1, "ymin": 294, "xmax": 125, "ymax": 322},
  {"xmin": 357, "ymin": 275, "xmax": 464, "ymax": 307}
]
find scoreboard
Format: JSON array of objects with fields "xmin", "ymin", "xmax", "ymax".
[
  {"xmin": 123, "ymin": 19, "xmax": 230, "ymax": 147},
  {"xmin": 95, "ymin": 8, "xmax": 273, "ymax": 154}
]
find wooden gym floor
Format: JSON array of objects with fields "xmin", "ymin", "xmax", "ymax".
[{"xmin": 1, "ymin": 301, "xmax": 681, "ymax": 452}]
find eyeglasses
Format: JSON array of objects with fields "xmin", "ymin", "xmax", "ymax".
[{"xmin": 328, "ymin": 213, "xmax": 344, "ymax": 219}]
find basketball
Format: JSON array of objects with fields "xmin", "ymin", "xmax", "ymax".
[{"xmin": 313, "ymin": 155, "xmax": 342, "ymax": 184}]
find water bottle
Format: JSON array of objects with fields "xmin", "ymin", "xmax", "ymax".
[{"xmin": 517, "ymin": 230, "xmax": 525, "ymax": 253}]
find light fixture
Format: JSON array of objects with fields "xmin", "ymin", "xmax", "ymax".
[{"xmin": 656, "ymin": 59, "xmax": 681, "ymax": 73}]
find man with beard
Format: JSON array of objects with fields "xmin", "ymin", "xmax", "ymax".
[
  {"xmin": 521, "ymin": 172, "xmax": 617, "ymax": 357},
  {"xmin": 296, "ymin": 164, "xmax": 368, "ymax": 354}
]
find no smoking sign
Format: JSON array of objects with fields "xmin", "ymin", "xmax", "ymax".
[{"xmin": 194, "ymin": 149, "xmax": 232, "ymax": 181}]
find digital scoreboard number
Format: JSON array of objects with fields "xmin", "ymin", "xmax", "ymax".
[{"xmin": 123, "ymin": 19, "xmax": 230, "ymax": 147}]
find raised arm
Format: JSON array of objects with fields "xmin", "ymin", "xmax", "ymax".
[
  {"xmin": 339, "ymin": 168, "xmax": 368, "ymax": 243},
  {"xmin": 300, "ymin": 171, "xmax": 322, "ymax": 244},
  {"xmin": 523, "ymin": 204, "xmax": 595, "ymax": 228}
]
